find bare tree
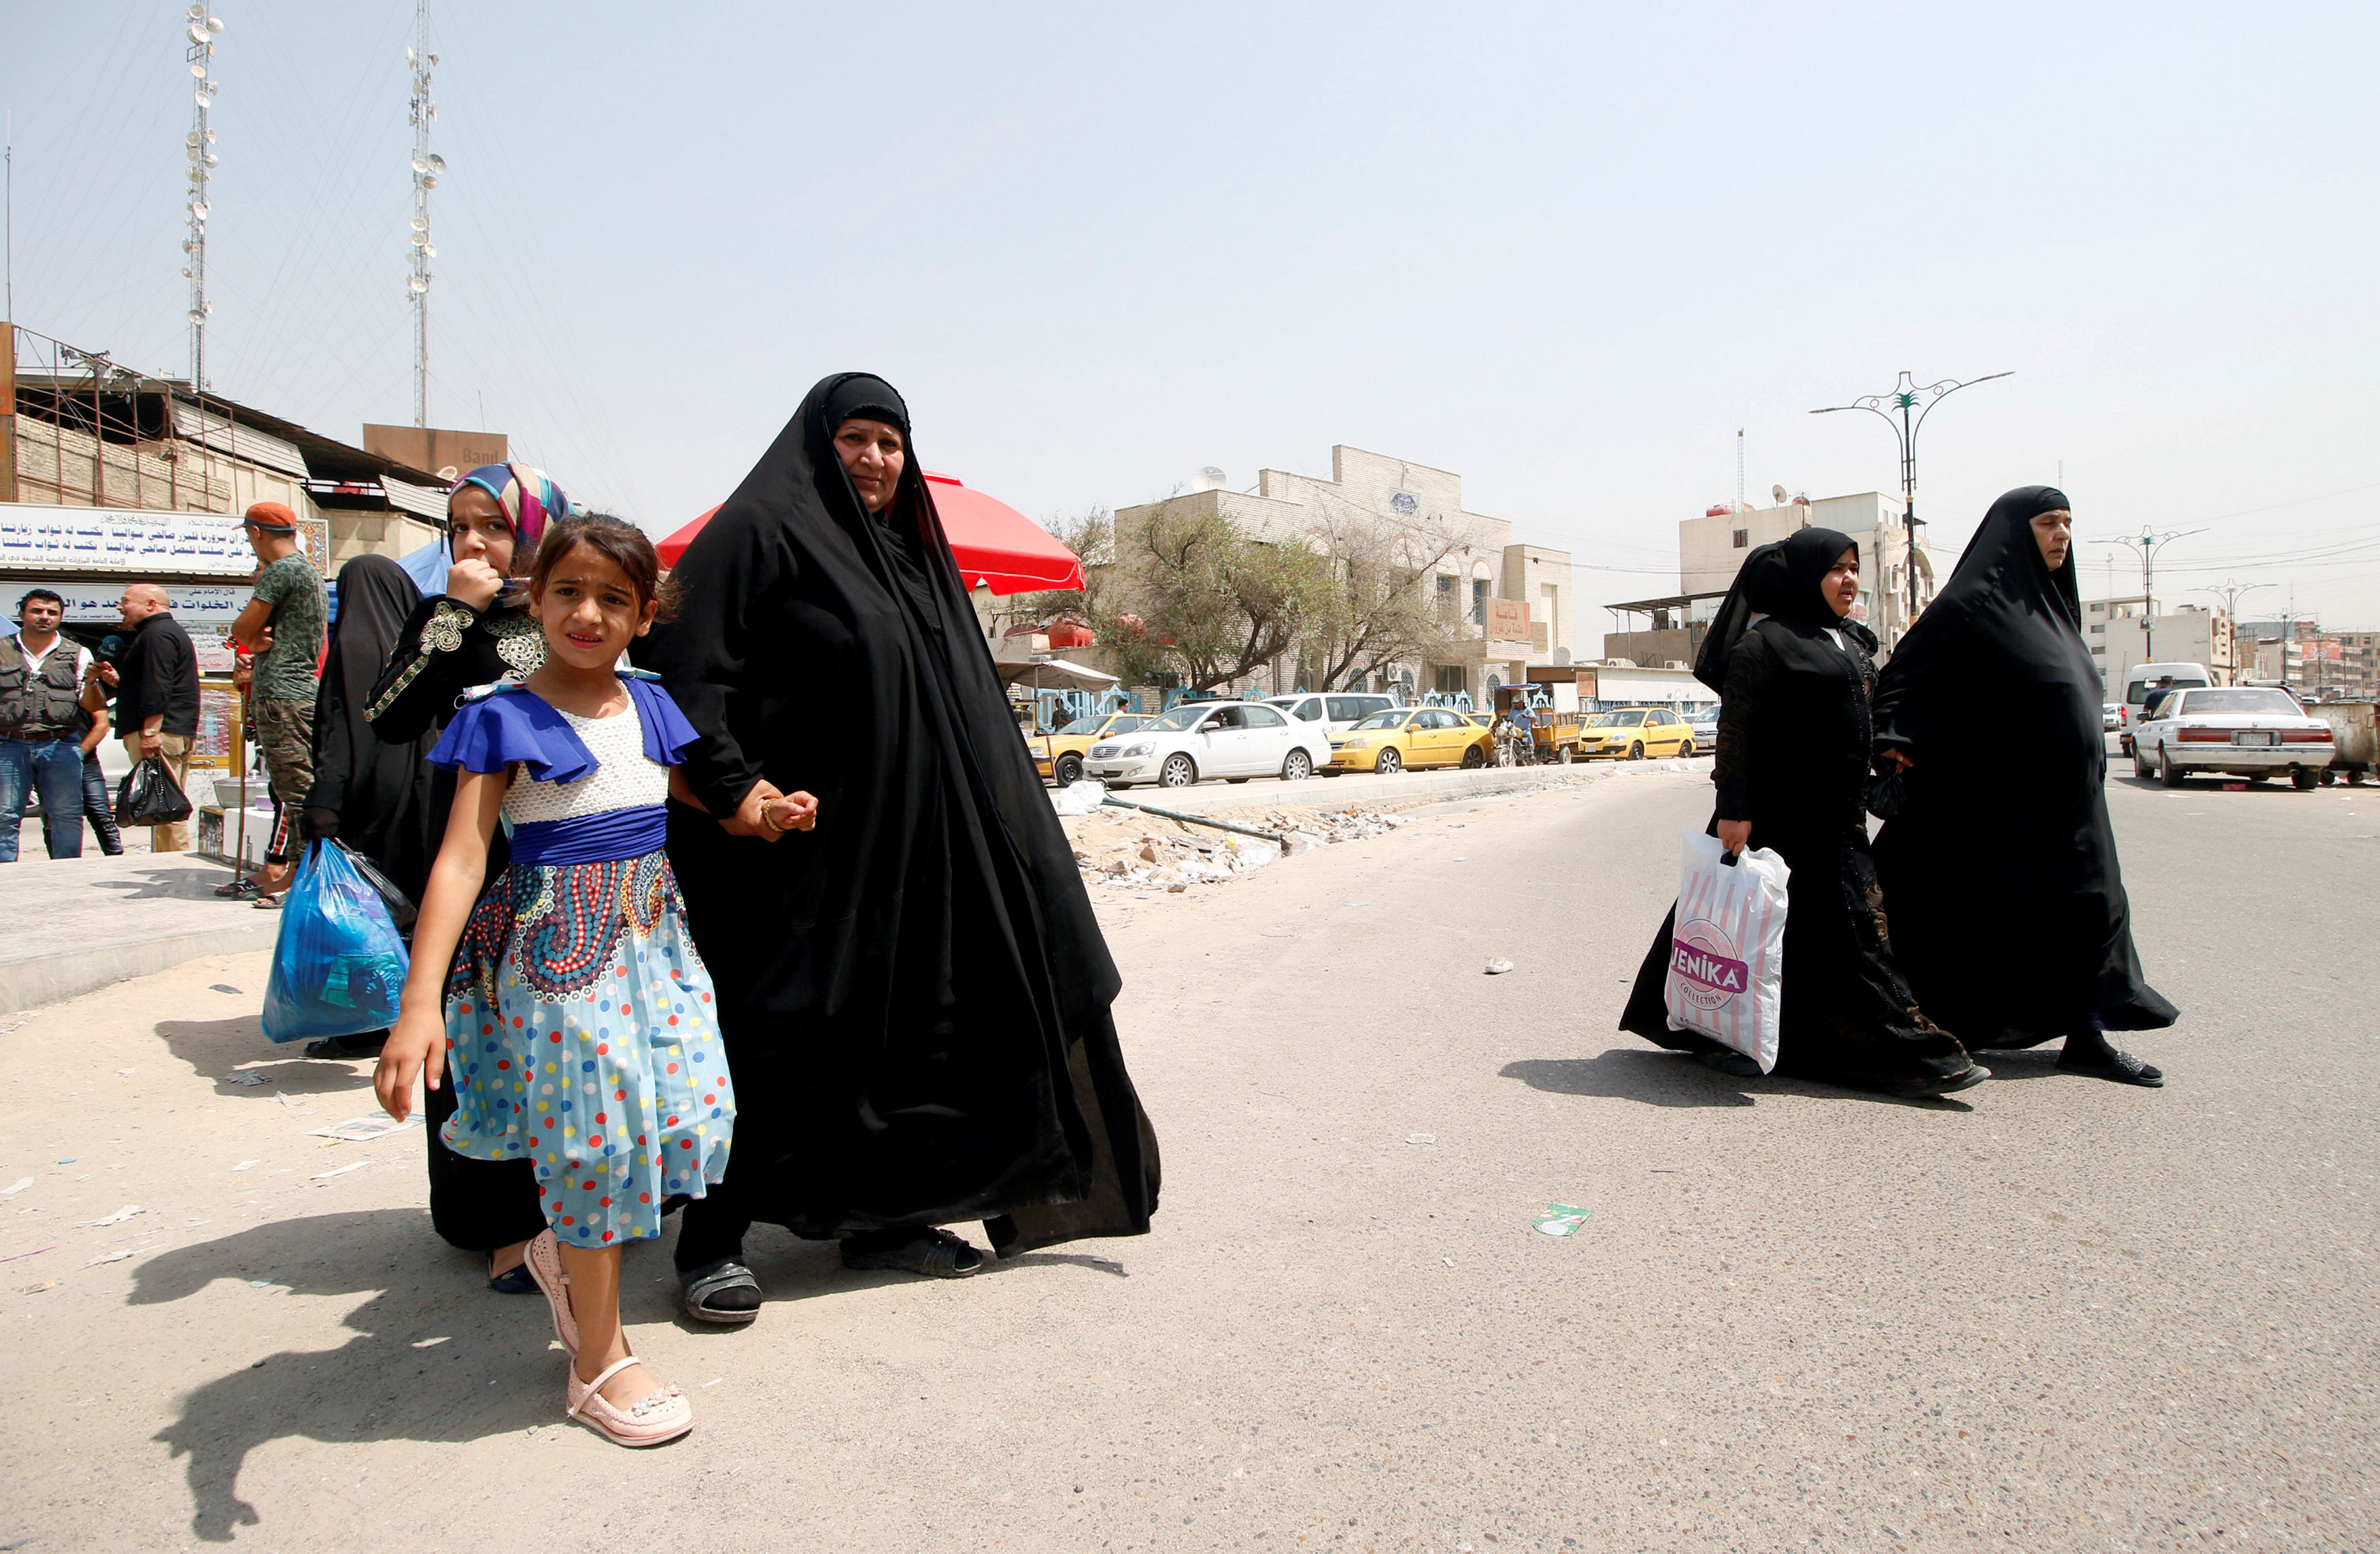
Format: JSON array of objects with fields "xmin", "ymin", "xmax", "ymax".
[{"xmin": 1293, "ymin": 492, "xmax": 1475, "ymax": 691}]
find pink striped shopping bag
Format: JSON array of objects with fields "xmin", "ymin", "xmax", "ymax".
[{"xmin": 1662, "ymin": 830, "xmax": 1791, "ymax": 1072}]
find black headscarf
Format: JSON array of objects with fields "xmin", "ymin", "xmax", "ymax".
[
  {"xmin": 642, "ymin": 371, "xmax": 1157, "ymax": 1254},
  {"xmin": 305, "ymin": 554, "xmax": 439, "ymax": 902},
  {"xmin": 1870, "ymin": 486, "xmax": 2176, "ymax": 1040},
  {"xmin": 1693, "ymin": 525, "xmax": 1872, "ymax": 694}
]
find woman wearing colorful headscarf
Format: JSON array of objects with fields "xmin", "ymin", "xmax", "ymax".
[
  {"xmin": 366, "ymin": 462, "xmax": 571, "ymax": 1289},
  {"xmin": 1619, "ymin": 526, "xmax": 1986, "ymax": 1098},
  {"xmin": 641, "ymin": 373, "xmax": 1158, "ymax": 1323},
  {"xmin": 1871, "ymin": 486, "xmax": 2175, "ymax": 1085}
]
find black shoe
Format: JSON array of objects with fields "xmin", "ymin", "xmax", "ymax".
[
  {"xmin": 303, "ymin": 1032, "xmax": 388, "ymax": 1060},
  {"xmin": 1884, "ymin": 1062, "xmax": 1993, "ymax": 1100},
  {"xmin": 2056, "ymin": 1049, "xmax": 2164, "ymax": 1087},
  {"xmin": 679, "ymin": 1257, "xmax": 762, "ymax": 1325},
  {"xmin": 841, "ymin": 1226, "xmax": 985, "ymax": 1279},
  {"xmin": 1694, "ymin": 1049, "xmax": 1763, "ymax": 1078}
]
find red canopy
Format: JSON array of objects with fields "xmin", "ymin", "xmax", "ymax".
[{"xmin": 654, "ymin": 471, "xmax": 1082, "ymax": 596}]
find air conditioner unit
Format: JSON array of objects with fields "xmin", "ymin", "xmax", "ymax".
[{"xmin": 1665, "ymin": 660, "xmax": 1690, "ymax": 671}]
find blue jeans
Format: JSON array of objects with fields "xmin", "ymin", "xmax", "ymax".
[
  {"xmin": 81, "ymin": 749, "xmax": 123, "ymax": 854},
  {"xmin": 0, "ymin": 735, "xmax": 87, "ymax": 862}
]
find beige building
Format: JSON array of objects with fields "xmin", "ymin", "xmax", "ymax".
[
  {"xmin": 1678, "ymin": 492, "xmax": 1935, "ymax": 649},
  {"xmin": 1110, "ymin": 445, "xmax": 1578, "ymax": 703},
  {"xmin": 2086, "ymin": 597, "xmax": 2235, "ymax": 690}
]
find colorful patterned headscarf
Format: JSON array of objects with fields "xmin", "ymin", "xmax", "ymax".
[{"xmin": 454, "ymin": 463, "xmax": 571, "ymax": 556}]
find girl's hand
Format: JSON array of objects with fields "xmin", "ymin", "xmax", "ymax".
[
  {"xmin": 1716, "ymin": 819, "xmax": 1753, "ymax": 856},
  {"xmin": 764, "ymin": 791, "xmax": 819, "ymax": 833},
  {"xmin": 445, "ymin": 557, "xmax": 505, "ymax": 612},
  {"xmin": 724, "ymin": 779, "xmax": 787, "ymax": 841},
  {"xmin": 374, "ymin": 1008, "xmax": 447, "ymax": 1122}
]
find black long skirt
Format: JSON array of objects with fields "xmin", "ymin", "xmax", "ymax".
[{"xmin": 1620, "ymin": 818, "xmax": 1972, "ymax": 1091}]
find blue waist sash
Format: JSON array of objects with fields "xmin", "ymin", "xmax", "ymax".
[{"xmin": 507, "ymin": 807, "xmax": 666, "ymax": 868}]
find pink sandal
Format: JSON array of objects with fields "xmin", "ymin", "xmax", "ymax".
[
  {"xmin": 566, "ymin": 1354, "xmax": 692, "ymax": 1447},
  {"xmin": 520, "ymin": 1231, "xmax": 577, "ymax": 1355}
]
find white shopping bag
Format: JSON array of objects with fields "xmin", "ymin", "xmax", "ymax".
[{"xmin": 1663, "ymin": 830, "xmax": 1792, "ymax": 1073}]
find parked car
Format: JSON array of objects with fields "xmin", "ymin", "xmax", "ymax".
[
  {"xmin": 1030, "ymin": 711, "xmax": 1155, "ymax": 786},
  {"xmin": 2118, "ymin": 662, "xmax": 2213, "ymax": 754},
  {"xmin": 2102, "ymin": 703, "xmax": 2124, "ymax": 732},
  {"xmin": 1085, "ymin": 699, "xmax": 1330, "ymax": 788},
  {"xmin": 1264, "ymin": 692, "xmax": 1400, "ymax": 742},
  {"xmin": 1578, "ymin": 707, "xmax": 1697, "ymax": 760},
  {"xmin": 1325, "ymin": 707, "xmax": 1493, "ymax": 773},
  {"xmin": 2130, "ymin": 685, "xmax": 2336, "ymax": 788}
]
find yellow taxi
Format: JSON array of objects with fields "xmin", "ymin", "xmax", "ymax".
[
  {"xmin": 1577, "ymin": 707, "xmax": 1697, "ymax": 760},
  {"xmin": 1326, "ymin": 707, "xmax": 1494, "ymax": 773},
  {"xmin": 1032, "ymin": 711, "xmax": 1156, "ymax": 785}
]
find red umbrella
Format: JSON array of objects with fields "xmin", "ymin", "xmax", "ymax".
[{"xmin": 654, "ymin": 471, "xmax": 1082, "ymax": 596}]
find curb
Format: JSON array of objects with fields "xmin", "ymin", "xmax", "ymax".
[
  {"xmin": 1095, "ymin": 758, "xmax": 1707, "ymax": 820},
  {"xmin": 0, "ymin": 922, "xmax": 282, "ymax": 1013}
]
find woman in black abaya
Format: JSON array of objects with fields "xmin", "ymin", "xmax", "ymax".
[
  {"xmin": 1871, "ymin": 486, "xmax": 2175, "ymax": 1085},
  {"xmin": 1619, "ymin": 527, "xmax": 1986, "ymax": 1098},
  {"xmin": 641, "ymin": 373, "xmax": 1158, "ymax": 1323}
]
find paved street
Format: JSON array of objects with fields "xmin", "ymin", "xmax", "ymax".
[{"xmin": 3, "ymin": 758, "xmax": 2375, "ymax": 1551}]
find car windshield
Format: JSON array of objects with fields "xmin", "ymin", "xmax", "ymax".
[
  {"xmin": 1584, "ymin": 712, "xmax": 1640, "ymax": 727},
  {"xmin": 2179, "ymin": 688, "xmax": 2300, "ymax": 716},
  {"xmin": 1148, "ymin": 707, "xmax": 1213, "ymax": 732},
  {"xmin": 1350, "ymin": 710, "xmax": 1410, "ymax": 730},
  {"xmin": 2127, "ymin": 677, "xmax": 2208, "ymax": 702},
  {"xmin": 1055, "ymin": 715, "xmax": 1105, "ymax": 736}
]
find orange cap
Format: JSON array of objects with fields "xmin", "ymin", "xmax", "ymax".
[{"xmin": 243, "ymin": 501, "xmax": 298, "ymax": 532}]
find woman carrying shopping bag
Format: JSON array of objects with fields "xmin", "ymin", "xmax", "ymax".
[
  {"xmin": 1618, "ymin": 527, "xmax": 1987, "ymax": 1099},
  {"xmin": 1869, "ymin": 487, "xmax": 2175, "ymax": 1085}
]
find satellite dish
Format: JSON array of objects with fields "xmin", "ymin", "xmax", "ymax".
[
  {"xmin": 191, "ymin": 62, "xmax": 207, "ymax": 78},
  {"xmin": 1772, "ymin": 484, "xmax": 1788, "ymax": 506},
  {"xmin": 1553, "ymin": 647, "xmax": 1573, "ymax": 666},
  {"xmin": 423, "ymin": 243, "xmax": 436, "ymax": 258},
  {"xmin": 207, "ymin": 15, "xmax": 223, "ymax": 31},
  {"xmin": 189, "ymin": 24, "xmax": 209, "ymax": 43},
  {"xmin": 411, "ymin": 216, "xmax": 428, "ymax": 231},
  {"xmin": 202, "ymin": 152, "xmax": 217, "ymax": 168},
  {"xmin": 409, "ymin": 231, "xmax": 428, "ymax": 247},
  {"xmin": 188, "ymin": 2, "xmax": 204, "ymax": 16},
  {"xmin": 411, "ymin": 156, "xmax": 428, "ymax": 173},
  {"xmin": 422, "ymin": 173, "xmax": 438, "ymax": 189},
  {"xmin": 427, "ymin": 154, "xmax": 447, "ymax": 173},
  {"xmin": 1190, "ymin": 465, "xmax": 1227, "ymax": 492}
]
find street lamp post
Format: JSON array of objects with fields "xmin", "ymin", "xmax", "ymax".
[
  {"xmin": 2192, "ymin": 580, "xmax": 2273, "ymax": 685},
  {"xmin": 2091, "ymin": 528, "xmax": 2205, "ymax": 664},
  {"xmin": 1809, "ymin": 369, "xmax": 2012, "ymax": 645}
]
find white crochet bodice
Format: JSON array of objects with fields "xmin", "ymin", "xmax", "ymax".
[{"xmin": 500, "ymin": 696, "xmax": 668, "ymax": 826}]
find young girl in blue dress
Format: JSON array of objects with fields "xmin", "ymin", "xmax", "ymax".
[{"xmin": 374, "ymin": 514, "xmax": 816, "ymax": 1447}]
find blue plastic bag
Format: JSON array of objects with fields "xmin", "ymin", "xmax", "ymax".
[{"xmin": 262, "ymin": 840, "xmax": 411, "ymax": 1044}]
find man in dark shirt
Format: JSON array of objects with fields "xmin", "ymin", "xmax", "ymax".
[{"xmin": 92, "ymin": 583, "xmax": 201, "ymax": 852}]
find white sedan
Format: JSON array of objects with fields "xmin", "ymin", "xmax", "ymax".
[
  {"xmin": 2131, "ymin": 686, "xmax": 2335, "ymax": 789},
  {"xmin": 1084, "ymin": 699, "xmax": 1331, "ymax": 789}
]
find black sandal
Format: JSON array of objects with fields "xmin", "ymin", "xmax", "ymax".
[
  {"xmin": 679, "ymin": 1258, "xmax": 762, "ymax": 1324},
  {"xmin": 1694, "ymin": 1049, "xmax": 1763, "ymax": 1078},
  {"xmin": 487, "ymin": 1256, "xmax": 537, "ymax": 1295},
  {"xmin": 2056, "ymin": 1049, "xmax": 2165, "ymax": 1087},
  {"xmin": 840, "ymin": 1226, "xmax": 985, "ymax": 1279}
]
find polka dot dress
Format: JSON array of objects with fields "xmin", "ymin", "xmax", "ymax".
[{"xmin": 434, "ymin": 694, "xmax": 733, "ymax": 1246}]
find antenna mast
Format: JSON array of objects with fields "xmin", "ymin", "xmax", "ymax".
[
  {"xmin": 406, "ymin": 1, "xmax": 443, "ymax": 428},
  {"xmin": 181, "ymin": 5, "xmax": 224, "ymax": 390},
  {"xmin": 1735, "ymin": 428, "xmax": 1746, "ymax": 512}
]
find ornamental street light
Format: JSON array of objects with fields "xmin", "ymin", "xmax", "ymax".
[
  {"xmin": 2192, "ymin": 579, "xmax": 2274, "ymax": 683},
  {"xmin": 1809, "ymin": 369, "xmax": 2011, "ymax": 643},
  {"xmin": 2090, "ymin": 527, "xmax": 2207, "ymax": 664}
]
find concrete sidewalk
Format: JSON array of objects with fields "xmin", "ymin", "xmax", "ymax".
[{"xmin": 0, "ymin": 845, "xmax": 274, "ymax": 1011}]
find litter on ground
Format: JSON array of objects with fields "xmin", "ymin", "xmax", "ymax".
[{"xmin": 1534, "ymin": 1204, "xmax": 1592, "ymax": 1238}]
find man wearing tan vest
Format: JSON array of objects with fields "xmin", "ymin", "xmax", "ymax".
[{"xmin": 1, "ymin": 589, "xmax": 95, "ymax": 862}]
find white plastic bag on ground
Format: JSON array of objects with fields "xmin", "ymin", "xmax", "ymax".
[
  {"xmin": 1663, "ymin": 830, "xmax": 1791, "ymax": 1073},
  {"xmin": 1049, "ymin": 779, "xmax": 1109, "ymax": 816}
]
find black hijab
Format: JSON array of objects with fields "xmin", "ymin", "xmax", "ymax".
[
  {"xmin": 642, "ymin": 372, "xmax": 1157, "ymax": 1253},
  {"xmin": 304, "ymin": 554, "xmax": 439, "ymax": 901},
  {"xmin": 1693, "ymin": 525, "xmax": 1872, "ymax": 693}
]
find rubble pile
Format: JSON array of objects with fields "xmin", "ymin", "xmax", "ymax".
[{"xmin": 1058, "ymin": 804, "xmax": 1412, "ymax": 894}]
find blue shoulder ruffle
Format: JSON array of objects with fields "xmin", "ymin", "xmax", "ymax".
[
  {"xmin": 426, "ymin": 687, "xmax": 598, "ymax": 783},
  {"xmin": 622, "ymin": 675, "xmax": 700, "ymax": 767}
]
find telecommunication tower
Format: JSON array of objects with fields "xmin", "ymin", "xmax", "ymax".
[
  {"xmin": 180, "ymin": 6, "xmax": 225, "ymax": 389},
  {"xmin": 406, "ymin": 1, "xmax": 446, "ymax": 428}
]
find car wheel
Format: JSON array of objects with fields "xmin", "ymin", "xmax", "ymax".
[
  {"xmin": 1280, "ymin": 748, "xmax": 1313, "ymax": 781},
  {"xmin": 1159, "ymin": 754, "xmax": 1197, "ymax": 788},
  {"xmin": 1677, "ymin": 740, "xmax": 1695, "ymax": 759},
  {"xmin": 2319, "ymin": 769, "xmax": 2336, "ymax": 787},
  {"xmin": 2292, "ymin": 768, "xmax": 2319, "ymax": 790},
  {"xmin": 2158, "ymin": 747, "xmax": 2185, "ymax": 788},
  {"xmin": 2132, "ymin": 743, "xmax": 2153, "ymax": 779},
  {"xmin": 1629, "ymin": 741, "xmax": 1645, "ymax": 760},
  {"xmin": 1461, "ymin": 745, "xmax": 1484, "ymax": 769},
  {"xmin": 1375, "ymin": 747, "xmax": 1403, "ymax": 774},
  {"xmin": 1053, "ymin": 754, "xmax": 1084, "ymax": 786}
]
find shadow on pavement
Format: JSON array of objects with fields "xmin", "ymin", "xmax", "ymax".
[
  {"xmin": 91, "ymin": 863, "xmax": 239, "ymax": 900},
  {"xmin": 1501, "ymin": 1049, "xmax": 1975, "ymax": 1111},
  {"xmin": 154, "ymin": 1015, "xmax": 377, "ymax": 1099},
  {"xmin": 134, "ymin": 1210, "xmax": 566, "ymax": 1542}
]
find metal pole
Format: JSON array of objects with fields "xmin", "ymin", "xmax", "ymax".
[{"xmin": 1098, "ymin": 795, "xmax": 1290, "ymax": 849}]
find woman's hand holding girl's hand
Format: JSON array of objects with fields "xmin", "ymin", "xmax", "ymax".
[
  {"xmin": 374, "ymin": 1008, "xmax": 448, "ymax": 1122},
  {"xmin": 723, "ymin": 779, "xmax": 787, "ymax": 841},
  {"xmin": 764, "ymin": 791, "xmax": 819, "ymax": 833},
  {"xmin": 1877, "ymin": 748, "xmax": 1915, "ymax": 774},
  {"xmin": 445, "ymin": 557, "xmax": 505, "ymax": 611},
  {"xmin": 1716, "ymin": 819, "xmax": 1754, "ymax": 856}
]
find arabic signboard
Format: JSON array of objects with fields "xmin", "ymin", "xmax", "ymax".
[
  {"xmin": 0, "ymin": 502, "xmax": 256, "ymax": 575},
  {"xmin": 1486, "ymin": 596, "xmax": 1531, "ymax": 644},
  {"xmin": 3, "ymin": 577, "xmax": 250, "ymax": 628}
]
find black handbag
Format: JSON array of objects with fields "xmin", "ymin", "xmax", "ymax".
[
  {"xmin": 333, "ymin": 840, "xmax": 418, "ymax": 930},
  {"xmin": 115, "ymin": 756, "xmax": 194, "ymax": 826},
  {"xmin": 1865, "ymin": 767, "xmax": 1911, "ymax": 822}
]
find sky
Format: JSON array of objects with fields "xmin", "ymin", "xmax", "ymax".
[{"xmin": 5, "ymin": 1, "xmax": 2377, "ymax": 641}]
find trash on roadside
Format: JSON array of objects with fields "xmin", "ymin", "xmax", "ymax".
[
  {"xmin": 0, "ymin": 1178, "xmax": 31, "ymax": 1197},
  {"xmin": 20, "ymin": 1279, "xmax": 58, "ymax": 1294},
  {"xmin": 1484, "ymin": 958, "xmax": 1514, "ymax": 975},
  {"xmin": 248, "ymin": 1277, "xmax": 277, "ymax": 1287},
  {"xmin": 115, "ymin": 1068, "xmax": 136, "ymax": 1077},
  {"xmin": 1533, "ymin": 1203, "xmax": 1592, "ymax": 1238},
  {"xmin": 275, "ymin": 1092, "xmax": 300, "ymax": 1109},
  {"xmin": 210, "ymin": 983, "xmax": 243, "ymax": 994},
  {"xmin": 311, "ymin": 1160, "xmax": 371, "ymax": 1182},
  {"xmin": 226, "ymin": 1073, "xmax": 267, "ymax": 1087},
  {"xmin": 231, "ymin": 1160, "xmax": 258, "ymax": 1171},
  {"xmin": 1048, "ymin": 779, "xmax": 1108, "ymax": 817},
  {"xmin": 309, "ymin": 1113, "xmax": 422, "ymax": 1143},
  {"xmin": 54, "ymin": 1158, "xmax": 75, "ymax": 1164},
  {"xmin": 1406, "ymin": 1133, "xmax": 1437, "ymax": 1145},
  {"xmin": 0, "ymin": 1245, "xmax": 56, "ymax": 1263},
  {"xmin": 75, "ymin": 1205, "xmax": 142, "ymax": 1228},
  {"xmin": 85, "ymin": 1247, "xmax": 135, "ymax": 1266}
]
